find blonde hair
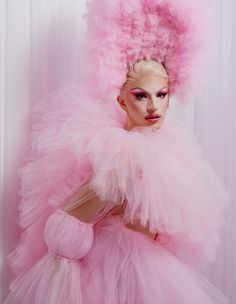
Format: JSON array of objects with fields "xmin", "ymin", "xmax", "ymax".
[{"xmin": 121, "ymin": 59, "xmax": 169, "ymax": 91}]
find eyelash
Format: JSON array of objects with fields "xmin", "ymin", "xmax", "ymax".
[{"xmin": 134, "ymin": 92, "xmax": 168, "ymax": 100}]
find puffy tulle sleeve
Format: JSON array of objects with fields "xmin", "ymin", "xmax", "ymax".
[
  {"xmin": 85, "ymin": 120, "xmax": 231, "ymax": 269},
  {"xmin": 4, "ymin": 209, "xmax": 94, "ymax": 304}
]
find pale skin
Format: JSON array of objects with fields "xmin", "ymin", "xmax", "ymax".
[
  {"xmin": 65, "ymin": 73, "xmax": 170, "ymax": 242},
  {"xmin": 117, "ymin": 73, "xmax": 169, "ymax": 131}
]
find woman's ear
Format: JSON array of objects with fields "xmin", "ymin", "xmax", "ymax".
[{"xmin": 116, "ymin": 95, "xmax": 127, "ymax": 112}]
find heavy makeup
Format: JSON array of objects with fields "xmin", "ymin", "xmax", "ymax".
[{"xmin": 117, "ymin": 73, "xmax": 169, "ymax": 131}]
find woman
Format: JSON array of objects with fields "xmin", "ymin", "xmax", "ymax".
[
  {"xmin": 4, "ymin": 58, "xmax": 230, "ymax": 304},
  {"xmin": 4, "ymin": 1, "xmax": 230, "ymax": 303}
]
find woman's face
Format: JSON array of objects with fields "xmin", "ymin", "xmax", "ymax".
[{"xmin": 117, "ymin": 73, "xmax": 169, "ymax": 130}]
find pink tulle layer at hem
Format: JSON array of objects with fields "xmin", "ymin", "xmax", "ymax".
[{"xmin": 4, "ymin": 214, "xmax": 229, "ymax": 304}]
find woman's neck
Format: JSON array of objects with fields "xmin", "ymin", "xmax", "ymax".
[{"xmin": 124, "ymin": 118, "xmax": 134, "ymax": 131}]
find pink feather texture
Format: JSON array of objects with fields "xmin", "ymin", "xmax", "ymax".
[{"xmin": 81, "ymin": 0, "xmax": 212, "ymax": 104}]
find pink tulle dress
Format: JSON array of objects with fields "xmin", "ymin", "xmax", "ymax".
[{"xmin": 4, "ymin": 84, "xmax": 230, "ymax": 303}]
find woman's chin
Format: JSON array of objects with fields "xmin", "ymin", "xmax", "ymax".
[
  {"xmin": 124, "ymin": 118, "xmax": 163, "ymax": 130},
  {"xmin": 144, "ymin": 120, "xmax": 162, "ymax": 129}
]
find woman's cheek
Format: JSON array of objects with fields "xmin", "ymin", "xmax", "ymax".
[
  {"xmin": 134, "ymin": 101, "xmax": 145, "ymax": 112},
  {"xmin": 129, "ymin": 101, "xmax": 141, "ymax": 114}
]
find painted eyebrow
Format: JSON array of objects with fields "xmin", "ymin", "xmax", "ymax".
[{"xmin": 130, "ymin": 87, "xmax": 168, "ymax": 95}]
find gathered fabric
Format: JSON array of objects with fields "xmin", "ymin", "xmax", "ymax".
[{"xmin": 4, "ymin": 83, "xmax": 230, "ymax": 303}]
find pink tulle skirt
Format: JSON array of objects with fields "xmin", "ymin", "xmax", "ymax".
[
  {"xmin": 4, "ymin": 213, "xmax": 229, "ymax": 304},
  {"xmin": 84, "ymin": 214, "xmax": 229, "ymax": 304}
]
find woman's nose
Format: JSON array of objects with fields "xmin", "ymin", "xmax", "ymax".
[{"xmin": 147, "ymin": 97, "xmax": 158, "ymax": 113}]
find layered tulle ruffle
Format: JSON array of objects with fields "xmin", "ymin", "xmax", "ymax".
[
  {"xmin": 4, "ymin": 209, "xmax": 94, "ymax": 304},
  {"xmin": 85, "ymin": 121, "xmax": 230, "ymax": 268},
  {"xmin": 7, "ymin": 83, "xmax": 124, "ymax": 284},
  {"xmin": 4, "ymin": 212, "xmax": 229, "ymax": 304},
  {"xmin": 5, "ymin": 82, "xmax": 230, "ymax": 303},
  {"xmin": 84, "ymin": 214, "xmax": 229, "ymax": 304}
]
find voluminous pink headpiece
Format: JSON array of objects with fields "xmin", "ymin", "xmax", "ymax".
[{"xmin": 81, "ymin": 0, "xmax": 212, "ymax": 104}]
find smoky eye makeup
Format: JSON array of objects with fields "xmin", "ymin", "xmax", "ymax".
[
  {"xmin": 156, "ymin": 91, "xmax": 168, "ymax": 98},
  {"xmin": 130, "ymin": 88, "xmax": 168, "ymax": 100},
  {"xmin": 131, "ymin": 91, "xmax": 147, "ymax": 99}
]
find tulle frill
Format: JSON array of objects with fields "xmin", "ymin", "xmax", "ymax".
[
  {"xmin": 7, "ymin": 83, "xmax": 125, "ymax": 284},
  {"xmin": 84, "ymin": 120, "xmax": 230, "ymax": 268},
  {"xmin": 4, "ymin": 253, "xmax": 87, "ymax": 304},
  {"xmin": 5, "ymin": 82, "xmax": 230, "ymax": 303},
  {"xmin": 4, "ymin": 209, "xmax": 94, "ymax": 304},
  {"xmin": 83, "ymin": 214, "xmax": 229, "ymax": 304},
  {"xmin": 4, "ymin": 213, "xmax": 229, "ymax": 304}
]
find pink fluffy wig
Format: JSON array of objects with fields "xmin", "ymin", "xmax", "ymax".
[{"xmin": 81, "ymin": 0, "xmax": 212, "ymax": 104}]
